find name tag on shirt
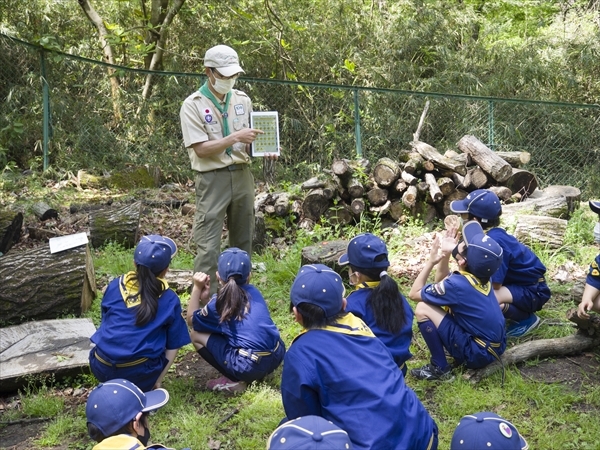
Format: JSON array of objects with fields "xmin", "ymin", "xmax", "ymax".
[{"xmin": 234, "ymin": 104, "xmax": 245, "ymax": 115}]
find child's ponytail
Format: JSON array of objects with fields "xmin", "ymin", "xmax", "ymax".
[
  {"xmin": 216, "ymin": 276, "xmax": 250, "ymax": 323},
  {"xmin": 132, "ymin": 264, "xmax": 163, "ymax": 326}
]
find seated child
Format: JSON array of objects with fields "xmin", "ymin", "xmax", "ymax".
[
  {"xmin": 186, "ymin": 247, "xmax": 285, "ymax": 394},
  {"xmin": 89, "ymin": 235, "xmax": 191, "ymax": 391},
  {"xmin": 338, "ymin": 233, "xmax": 414, "ymax": 375},
  {"xmin": 281, "ymin": 264, "xmax": 438, "ymax": 450},
  {"xmin": 451, "ymin": 189, "xmax": 551, "ymax": 337},
  {"xmin": 409, "ymin": 220, "xmax": 506, "ymax": 381},
  {"xmin": 267, "ymin": 415, "xmax": 353, "ymax": 449},
  {"xmin": 450, "ymin": 411, "xmax": 528, "ymax": 450},
  {"xmin": 577, "ymin": 200, "xmax": 600, "ymax": 319},
  {"xmin": 86, "ymin": 378, "xmax": 174, "ymax": 450}
]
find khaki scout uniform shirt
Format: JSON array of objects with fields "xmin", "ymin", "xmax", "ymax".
[{"xmin": 180, "ymin": 89, "xmax": 252, "ymax": 172}]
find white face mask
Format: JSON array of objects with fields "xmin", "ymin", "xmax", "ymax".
[
  {"xmin": 594, "ymin": 222, "xmax": 600, "ymax": 244},
  {"xmin": 211, "ymin": 77, "xmax": 236, "ymax": 95}
]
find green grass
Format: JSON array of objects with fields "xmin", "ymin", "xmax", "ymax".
[{"xmin": 8, "ymin": 208, "xmax": 600, "ymax": 449}]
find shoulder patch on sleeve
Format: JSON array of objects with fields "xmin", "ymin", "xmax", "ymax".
[
  {"xmin": 425, "ymin": 280, "xmax": 446, "ymax": 296},
  {"xmin": 200, "ymin": 305, "xmax": 209, "ymax": 317}
]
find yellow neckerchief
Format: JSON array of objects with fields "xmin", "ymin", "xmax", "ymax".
[
  {"xmin": 93, "ymin": 434, "xmax": 145, "ymax": 450},
  {"xmin": 293, "ymin": 313, "xmax": 375, "ymax": 344},
  {"xmin": 353, "ymin": 280, "xmax": 379, "ymax": 291},
  {"xmin": 119, "ymin": 271, "xmax": 169, "ymax": 308},
  {"xmin": 458, "ymin": 270, "xmax": 492, "ymax": 295}
]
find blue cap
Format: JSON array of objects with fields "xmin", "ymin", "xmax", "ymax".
[
  {"xmin": 450, "ymin": 412, "xmax": 528, "ymax": 450},
  {"xmin": 338, "ymin": 233, "xmax": 389, "ymax": 271},
  {"xmin": 291, "ymin": 264, "xmax": 345, "ymax": 318},
  {"xmin": 218, "ymin": 247, "xmax": 251, "ymax": 284},
  {"xmin": 134, "ymin": 235, "xmax": 177, "ymax": 275},
  {"xmin": 589, "ymin": 200, "xmax": 600, "ymax": 216},
  {"xmin": 267, "ymin": 416, "xmax": 353, "ymax": 450},
  {"xmin": 86, "ymin": 379, "xmax": 169, "ymax": 437},
  {"xmin": 462, "ymin": 220, "xmax": 503, "ymax": 279},
  {"xmin": 450, "ymin": 189, "xmax": 502, "ymax": 222}
]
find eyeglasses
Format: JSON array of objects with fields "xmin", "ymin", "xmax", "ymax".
[{"xmin": 211, "ymin": 68, "xmax": 239, "ymax": 80}]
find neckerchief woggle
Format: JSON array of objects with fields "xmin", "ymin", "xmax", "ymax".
[{"xmin": 199, "ymin": 81, "xmax": 232, "ymax": 155}]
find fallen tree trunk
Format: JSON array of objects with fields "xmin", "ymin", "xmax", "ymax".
[
  {"xmin": 0, "ymin": 211, "xmax": 23, "ymax": 255},
  {"xmin": 495, "ymin": 151, "xmax": 531, "ymax": 168},
  {"xmin": 513, "ymin": 215, "xmax": 567, "ymax": 249},
  {"xmin": 465, "ymin": 332, "xmax": 600, "ymax": 383},
  {"xmin": 32, "ymin": 202, "xmax": 59, "ymax": 221},
  {"xmin": 300, "ymin": 240, "xmax": 348, "ymax": 274},
  {"xmin": 0, "ymin": 245, "xmax": 96, "ymax": 326},
  {"xmin": 457, "ymin": 135, "xmax": 513, "ymax": 183},
  {"xmin": 501, "ymin": 195, "xmax": 571, "ymax": 219},
  {"xmin": 89, "ymin": 201, "xmax": 142, "ymax": 249}
]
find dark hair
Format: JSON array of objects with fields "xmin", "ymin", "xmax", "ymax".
[
  {"xmin": 130, "ymin": 264, "xmax": 164, "ymax": 326},
  {"xmin": 292, "ymin": 302, "xmax": 346, "ymax": 329},
  {"xmin": 87, "ymin": 421, "xmax": 133, "ymax": 443},
  {"xmin": 216, "ymin": 276, "xmax": 250, "ymax": 323},
  {"xmin": 350, "ymin": 265, "xmax": 407, "ymax": 334},
  {"xmin": 468, "ymin": 213, "xmax": 501, "ymax": 229}
]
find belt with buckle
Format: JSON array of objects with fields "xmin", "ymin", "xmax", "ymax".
[
  {"xmin": 94, "ymin": 349, "xmax": 148, "ymax": 368},
  {"xmin": 214, "ymin": 164, "xmax": 246, "ymax": 172},
  {"xmin": 238, "ymin": 341, "xmax": 280, "ymax": 363}
]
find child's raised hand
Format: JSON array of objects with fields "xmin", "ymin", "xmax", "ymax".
[
  {"xmin": 440, "ymin": 226, "xmax": 459, "ymax": 256},
  {"xmin": 192, "ymin": 272, "xmax": 211, "ymax": 300}
]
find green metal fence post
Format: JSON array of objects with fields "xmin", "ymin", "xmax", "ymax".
[
  {"xmin": 488, "ymin": 100, "xmax": 494, "ymax": 151},
  {"xmin": 40, "ymin": 49, "xmax": 50, "ymax": 170},
  {"xmin": 353, "ymin": 88, "xmax": 362, "ymax": 158}
]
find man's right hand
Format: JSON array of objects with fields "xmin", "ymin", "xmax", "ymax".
[{"xmin": 235, "ymin": 127, "xmax": 263, "ymax": 144}]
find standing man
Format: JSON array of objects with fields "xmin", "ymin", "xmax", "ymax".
[{"xmin": 180, "ymin": 44, "xmax": 262, "ymax": 295}]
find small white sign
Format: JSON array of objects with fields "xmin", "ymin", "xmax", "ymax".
[
  {"xmin": 49, "ymin": 232, "xmax": 89, "ymax": 254},
  {"xmin": 251, "ymin": 111, "xmax": 280, "ymax": 157}
]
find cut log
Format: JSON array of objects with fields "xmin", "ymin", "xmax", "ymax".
[
  {"xmin": 402, "ymin": 185, "xmax": 418, "ymax": 208},
  {"xmin": 505, "ymin": 168, "xmax": 539, "ymax": 198},
  {"xmin": 0, "ymin": 244, "xmax": 96, "ymax": 326},
  {"xmin": 347, "ymin": 178, "xmax": 365, "ymax": 199},
  {"xmin": 0, "ymin": 210, "xmax": 23, "ymax": 255},
  {"xmin": 463, "ymin": 167, "xmax": 489, "ymax": 190},
  {"xmin": 331, "ymin": 159, "xmax": 354, "ymax": 184},
  {"xmin": 488, "ymin": 186, "xmax": 513, "ymax": 202},
  {"xmin": 327, "ymin": 204, "xmax": 354, "ymax": 226},
  {"xmin": 457, "ymin": 135, "xmax": 513, "ymax": 183},
  {"xmin": 350, "ymin": 198, "xmax": 366, "ymax": 216},
  {"xmin": 542, "ymin": 185, "xmax": 581, "ymax": 215},
  {"xmin": 372, "ymin": 157, "xmax": 401, "ymax": 188},
  {"xmin": 566, "ymin": 308, "xmax": 600, "ymax": 337},
  {"xmin": 32, "ymin": 202, "xmax": 59, "ymax": 221},
  {"xmin": 495, "ymin": 151, "xmax": 531, "ymax": 168},
  {"xmin": 389, "ymin": 200, "xmax": 407, "ymax": 221},
  {"xmin": 464, "ymin": 333, "xmax": 600, "ymax": 383},
  {"xmin": 165, "ymin": 269, "xmax": 194, "ymax": 295},
  {"xmin": 512, "ymin": 215, "xmax": 567, "ymax": 249},
  {"xmin": 0, "ymin": 318, "xmax": 96, "ymax": 393},
  {"xmin": 300, "ymin": 240, "xmax": 348, "ymax": 274},
  {"xmin": 367, "ymin": 187, "xmax": 389, "ymax": 207},
  {"xmin": 254, "ymin": 192, "xmax": 273, "ymax": 211},
  {"xmin": 400, "ymin": 170, "xmax": 418, "ymax": 186},
  {"xmin": 393, "ymin": 179, "xmax": 409, "ymax": 195},
  {"xmin": 441, "ymin": 189, "xmax": 468, "ymax": 217},
  {"xmin": 253, "ymin": 211, "xmax": 267, "ymax": 253},
  {"xmin": 451, "ymin": 172, "xmax": 465, "ymax": 189},
  {"xmin": 404, "ymin": 152, "xmax": 424, "ymax": 175},
  {"xmin": 274, "ymin": 193, "xmax": 291, "ymax": 217},
  {"xmin": 181, "ymin": 203, "xmax": 195, "ymax": 216},
  {"xmin": 302, "ymin": 189, "xmax": 331, "ymax": 221},
  {"xmin": 423, "ymin": 160, "xmax": 436, "ymax": 172},
  {"xmin": 437, "ymin": 177, "xmax": 455, "ymax": 197},
  {"xmin": 291, "ymin": 199, "xmax": 303, "ymax": 221},
  {"xmin": 424, "ymin": 173, "xmax": 443, "ymax": 203},
  {"xmin": 301, "ymin": 177, "xmax": 326, "ymax": 190},
  {"xmin": 369, "ymin": 200, "xmax": 392, "ymax": 215},
  {"xmin": 501, "ymin": 196, "xmax": 571, "ymax": 219},
  {"xmin": 89, "ymin": 201, "xmax": 142, "ymax": 249},
  {"xmin": 411, "ymin": 141, "xmax": 467, "ymax": 176}
]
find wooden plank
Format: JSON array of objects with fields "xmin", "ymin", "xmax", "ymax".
[{"xmin": 0, "ymin": 318, "xmax": 96, "ymax": 392}]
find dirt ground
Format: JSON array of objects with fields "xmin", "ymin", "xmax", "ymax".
[{"xmin": 1, "ymin": 351, "xmax": 599, "ymax": 449}]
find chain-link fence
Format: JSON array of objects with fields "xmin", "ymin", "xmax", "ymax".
[{"xmin": 2, "ymin": 34, "xmax": 599, "ymax": 199}]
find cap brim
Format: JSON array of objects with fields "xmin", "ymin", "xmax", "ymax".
[
  {"xmin": 520, "ymin": 435, "xmax": 529, "ymax": 450},
  {"xmin": 590, "ymin": 200, "xmax": 600, "ymax": 216},
  {"xmin": 142, "ymin": 388, "xmax": 169, "ymax": 412},
  {"xmin": 450, "ymin": 199, "xmax": 469, "ymax": 214},
  {"xmin": 462, "ymin": 220, "xmax": 484, "ymax": 246},
  {"xmin": 338, "ymin": 253, "xmax": 350, "ymax": 265},
  {"xmin": 216, "ymin": 65, "xmax": 244, "ymax": 77}
]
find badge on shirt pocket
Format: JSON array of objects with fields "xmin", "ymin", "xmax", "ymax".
[
  {"xmin": 234, "ymin": 104, "xmax": 245, "ymax": 115},
  {"xmin": 233, "ymin": 117, "xmax": 247, "ymax": 131}
]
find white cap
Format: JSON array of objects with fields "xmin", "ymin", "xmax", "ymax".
[{"xmin": 204, "ymin": 45, "xmax": 244, "ymax": 77}]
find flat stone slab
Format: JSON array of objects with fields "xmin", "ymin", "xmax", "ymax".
[{"xmin": 0, "ymin": 318, "xmax": 96, "ymax": 392}]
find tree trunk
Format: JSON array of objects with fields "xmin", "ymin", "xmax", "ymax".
[
  {"xmin": 347, "ymin": 178, "xmax": 365, "ymax": 199},
  {"xmin": 300, "ymin": 240, "xmax": 348, "ymax": 274},
  {"xmin": 512, "ymin": 215, "xmax": 568, "ymax": 249},
  {"xmin": 77, "ymin": 0, "xmax": 122, "ymax": 121},
  {"xmin": 332, "ymin": 159, "xmax": 354, "ymax": 184},
  {"xmin": 372, "ymin": 157, "xmax": 401, "ymax": 187},
  {"xmin": 411, "ymin": 141, "xmax": 467, "ymax": 175},
  {"xmin": 463, "ymin": 166, "xmax": 489, "ymax": 190},
  {"xmin": 369, "ymin": 200, "xmax": 392, "ymax": 215},
  {"xmin": 350, "ymin": 198, "xmax": 366, "ymax": 216},
  {"xmin": 327, "ymin": 204, "xmax": 354, "ymax": 225},
  {"xmin": 404, "ymin": 152, "xmax": 424, "ymax": 175},
  {"xmin": 505, "ymin": 168, "xmax": 539, "ymax": 198},
  {"xmin": 274, "ymin": 193, "xmax": 291, "ymax": 217},
  {"xmin": 0, "ymin": 245, "xmax": 96, "ymax": 326},
  {"xmin": 402, "ymin": 185, "xmax": 418, "ymax": 208},
  {"xmin": 0, "ymin": 211, "xmax": 23, "ymax": 255},
  {"xmin": 32, "ymin": 202, "xmax": 58, "ymax": 221},
  {"xmin": 441, "ymin": 189, "xmax": 468, "ymax": 217},
  {"xmin": 89, "ymin": 201, "xmax": 142, "ymax": 249},
  {"xmin": 457, "ymin": 135, "xmax": 513, "ymax": 183},
  {"xmin": 401, "ymin": 170, "xmax": 418, "ymax": 186},
  {"xmin": 389, "ymin": 200, "xmax": 407, "ymax": 221},
  {"xmin": 302, "ymin": 189, "xmax": 331, "ymax": 221},
  {"xmin": 424, "ymin": 173, "xmax": 443, "ymax": 203},
  {"xmin": 436, "ymin": 177, "xmax": 455, "ymax": 196},
  {"xmin": 501, "ymin": 196, "xmax": 571, "ymax": 219},
  {"xmin": 542, "ymin": 185, "xmax": 581, "ymax": 215},
  {"xmin": 465, "ymin": 333, "xmax": 600, "ymax": 383},
  {"xmin": 367, "ymin": 187, "xmax": 388, "ymax": 206},
  {"xmin": 488, "ymin": 186, "xmax": 513, "ymax": 202}
]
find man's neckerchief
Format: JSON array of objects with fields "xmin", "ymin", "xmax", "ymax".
[
  {"xmin": 119, "ymin": 271, "xmax": 169, "ymax": 308},
  {"xmin": 199, "ymin": 81, "xmax": 233, "ymax": 155},
  {"xmin": 292, "ymin": 313, "xmax": 375, "ymax": 344}
]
